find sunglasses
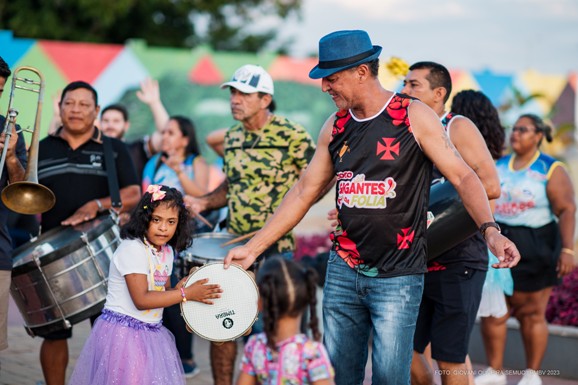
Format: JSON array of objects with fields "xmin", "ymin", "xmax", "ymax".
[{"xmin": 511, "ymin": 126, "xmax": 537, "ymax": 134}]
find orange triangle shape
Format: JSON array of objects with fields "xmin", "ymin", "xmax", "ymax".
[{"xmin": 39, "ymin": 40, "xmax": 123, "ymax": 83}]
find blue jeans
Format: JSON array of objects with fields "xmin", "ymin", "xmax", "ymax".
[{"xmin": 323, "ymin": 251, "xmax": 424, "ymax": 385}]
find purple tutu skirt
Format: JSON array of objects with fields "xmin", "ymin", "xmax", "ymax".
[{"xmin": 68, "ymin": 309, "xmax": 185, "ymax": 385}]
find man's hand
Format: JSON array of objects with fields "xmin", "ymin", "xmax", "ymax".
[
  {"xmin": 184, "ymin": 195, "xmax": 207, "ymax": 217},
  {"xmin": 224, "ymin": 245, "xmax": 259, "ymax": 270},
  {"xmin": 61, "ymin": 200, "xmax": 100, "ymax": 226},
  {"xmin": 0, "ymin": 125, "xmax": 18, "ymax": 158},
  {"xmin": 485, "ymin": 230, "xmax": 521, "ymax": 268}
]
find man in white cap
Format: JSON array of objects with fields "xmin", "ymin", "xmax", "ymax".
[
  {"xmin": 224, "ymin": 30, "xmax": 520, "ymax": 385},
  {"xmin": 185, "ymin": 64, "xmax": 316, "ymax": 385}
]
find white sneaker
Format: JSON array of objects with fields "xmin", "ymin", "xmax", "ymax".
[
  {"xmin": 475, "ymin": 367, "xmax": 507, "ymax": 385},
  {"xmin": 518, "ymin": 369, "xmax": 542, "ymax": 385}
]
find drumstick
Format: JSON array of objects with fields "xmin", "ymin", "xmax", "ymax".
[
  {"xmin": 221, "ymin": 230, "xmax": 258, "ymax": 247},
  {"xmin": 189, "ymin": 208, "xmax": 214, "ymax": 229}
]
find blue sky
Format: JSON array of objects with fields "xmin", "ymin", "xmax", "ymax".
[{"xmin": 272, "ymin": 0, "xmax": 578, "ymax": 74}]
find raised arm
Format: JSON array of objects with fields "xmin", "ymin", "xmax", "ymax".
[
  {"xmin": 136, "ymin": 78, "xmax": 169, "ymax": 154},
  {"xmin": 224, "ymin": 115, "xmax": 337, "ymax": 269}
]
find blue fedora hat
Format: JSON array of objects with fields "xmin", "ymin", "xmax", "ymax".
[{"xmin": 309, "ymin": 30, "xmax": 382, "ymax": 79}]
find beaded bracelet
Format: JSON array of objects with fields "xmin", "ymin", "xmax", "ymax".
[
  {"xmin": 561, "ymin": 247, "xmax": 575, "ymax": 256},
  {"xmin": 180, "ymin": 287, "xmax": 187, "ymax": 302}
]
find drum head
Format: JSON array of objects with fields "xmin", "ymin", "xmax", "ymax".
[
  {"xmin": 181, "ymin": 232, "xmax": 248, "ymax": 264},
  {"xmin": 181, "ymin": 263, "xmax": 258, "ymax": 342}
]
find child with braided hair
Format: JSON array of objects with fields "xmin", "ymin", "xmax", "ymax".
[{"xmin": 237, "ymin": 256, "xmax": 334, "ymax": 385}]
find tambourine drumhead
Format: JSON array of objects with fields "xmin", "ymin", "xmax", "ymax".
[
  {"xmin": 181, "ymin": 263, "xmax": 258, "ymax": 342},
  {"xmin": 181, "ymin": 232, "xmax": 248, "ymax": 265}
]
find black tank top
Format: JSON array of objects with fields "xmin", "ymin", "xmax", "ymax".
[
  {"xmin": 429, "ymin": 112, "xmax": 488, "ymax": 271},
  {"xmin": 328, "ymin": 94, "xmax": 431, "ymax": 277}
]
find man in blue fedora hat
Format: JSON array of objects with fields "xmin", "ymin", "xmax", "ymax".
[{"xmin": 224, "ymin": 30, "xmax": 520, "ymax": 385}]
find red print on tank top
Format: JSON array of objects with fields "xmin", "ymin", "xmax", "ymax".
[
  {"xmin": 332, "ymin": 109, "xmax": 351, "ymax": 137},
  {"xmin": 376, "ymin": 137, "xmax": 400, "ymax": 160},
  {"xmin": 397, "ymin": 227, "xmax": 415, "ymax": 249},
  {"xmin": 386, "ymin": 95, "xmax": 412, "ymax": 129}
]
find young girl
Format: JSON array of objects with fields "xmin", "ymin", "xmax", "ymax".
[
  {"xmin": 237, "ymin": 257, "xmax": 334, "ymax": 385},
  {"xmin": 69, "ymin": 185, "xmax": 222, "ymax": 385}
]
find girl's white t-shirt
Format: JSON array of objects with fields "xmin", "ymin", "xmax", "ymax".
[{"xmin": 104, "ymin": 238, "xmax": 174, "ymax": 323}]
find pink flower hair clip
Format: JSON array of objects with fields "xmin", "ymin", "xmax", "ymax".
[{"xmin": 146, "ymin": 184, "xmax": 166, "ymax": 202}]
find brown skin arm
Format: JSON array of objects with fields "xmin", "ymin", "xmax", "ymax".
[
  {"xmin": 125, "ymin": 273, "xmax": 222, "ymax": 310},
  {"xmin": 224, "ymin": 115, "xmax": 336, "ymax": 269},
  {"xmin": 172, "ymin": 155, "xmax": 210, "ymax": 197},
  {"xmin": 184, "ymin": 178, "xmax": 229, "ymax": 217},
  {"xmin": 546, "ymin": 164, "xmax": 577, "ymax": 277},
  {"xmin": 136, "ymin": 78, "xmax": 168, "ymax": 154},
  {"xmin": 206, "ymin": 128, "xmax": 227, "ymax": 158},
  {"xmin": 61, "ymin": 184, "xmax": 141, "ymax": 226},
  {"xmin": 409, "ymin": 101, "xmax": 520, "ymax": 268},
  {"xmin": 449, "ymin": 116, "xmax": 501, "ymax": 200},
  {"xmin": 0, "ymin": 125, "xmax": 25, "ymax": 182}
]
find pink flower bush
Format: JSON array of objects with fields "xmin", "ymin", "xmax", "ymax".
[
  {"xmin": 546, "ymin": 269, "xmax": 578, "ymax": 326},
  {"xmin": 294, "ymin": 232, "xmax": 332, "ymax": 261}
]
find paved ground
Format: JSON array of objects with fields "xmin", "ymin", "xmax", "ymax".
[{"xmin": 2, "ymin": 294, "xmax": 577, "ymax": 385}]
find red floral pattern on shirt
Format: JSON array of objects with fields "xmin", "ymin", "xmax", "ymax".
[{"xmin": 386, "ymin": 95, "xmax": 412, "ymax": 130}]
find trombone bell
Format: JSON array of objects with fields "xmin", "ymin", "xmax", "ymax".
[
  {"xmin": 1, "ymin": 181, "xmax": 55, "ymax": 215},
  {"xmin": 0, "ymin": 66, "xmax": 56, "ymax": 215}
]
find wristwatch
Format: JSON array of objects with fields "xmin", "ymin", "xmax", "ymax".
[{"xmin": 479, "ymin": 222, "xmax": 501, "ymax": 239}]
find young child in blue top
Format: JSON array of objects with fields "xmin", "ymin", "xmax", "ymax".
[{"xmin": 69, "ymin": 185, "xmax": 222, "ymax": 385}]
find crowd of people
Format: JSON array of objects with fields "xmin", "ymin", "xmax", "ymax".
[{"xmin": 0, "ymin": 27, "xmax": 576, "ymax": 385}]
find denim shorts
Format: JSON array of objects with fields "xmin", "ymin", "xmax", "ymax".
[{"xmin": 322, "ymin": 251, "xmax": 424, "ymax": 385}]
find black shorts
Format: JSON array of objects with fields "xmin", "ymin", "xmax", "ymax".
[
  {"xmin": 39, "ymin": 312, "xmax": 101, "ymax": 340},
  {"xmin": 499, "ymin": 221, "xmax": 561, "ymax": 292},
  {"xmin": 413, "ymin": 263, "xmax": 486, "ymax": 363}
]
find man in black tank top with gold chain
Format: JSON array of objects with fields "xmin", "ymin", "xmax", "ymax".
[
  {"xmin": 402, "ymin": 62, "xmax": 501, "ymax": 385},
  {"xmin": 224, "ymin": 31, "xmax": 520, "ymax": 385}
]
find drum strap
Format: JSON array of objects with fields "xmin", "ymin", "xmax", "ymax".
[{"xmin": 102, "ymin": 136, "xmax": 122, "ymax": 209}]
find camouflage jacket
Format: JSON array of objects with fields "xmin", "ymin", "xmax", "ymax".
[{"xmin": 223, "ymin": 115, "xmax": 316, "ymax": 253}]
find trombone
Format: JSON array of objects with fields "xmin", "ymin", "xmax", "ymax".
[{"xmin": 0, "ymin": 66, "xmax": 55, "ymax": 215}]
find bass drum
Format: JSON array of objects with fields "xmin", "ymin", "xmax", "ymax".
[
  {"xmin": 427, "ymin": 180, "xmax": 477, "ymax": 260},
  {"xmin": 10, "ymin": 215, "xmax": 120, "ymax": 336}
]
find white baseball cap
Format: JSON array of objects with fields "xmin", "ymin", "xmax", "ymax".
[{"xmin": 220, "ymin": 64, "xmax": 274, "ymax": 95}]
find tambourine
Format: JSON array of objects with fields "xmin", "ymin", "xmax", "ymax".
[{"xmin": 180, "ymin": 263, "xmax": 259, "ymax": 342}]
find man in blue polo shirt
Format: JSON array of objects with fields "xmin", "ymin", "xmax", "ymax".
[{"xmin": 37, "ymin": 81, "xmax": 140, "ymax": 385}]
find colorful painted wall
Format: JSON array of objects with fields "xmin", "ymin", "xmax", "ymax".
[{"xmin": 1, "ymin": 29, "xmax": 576, "ymax": 162}]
